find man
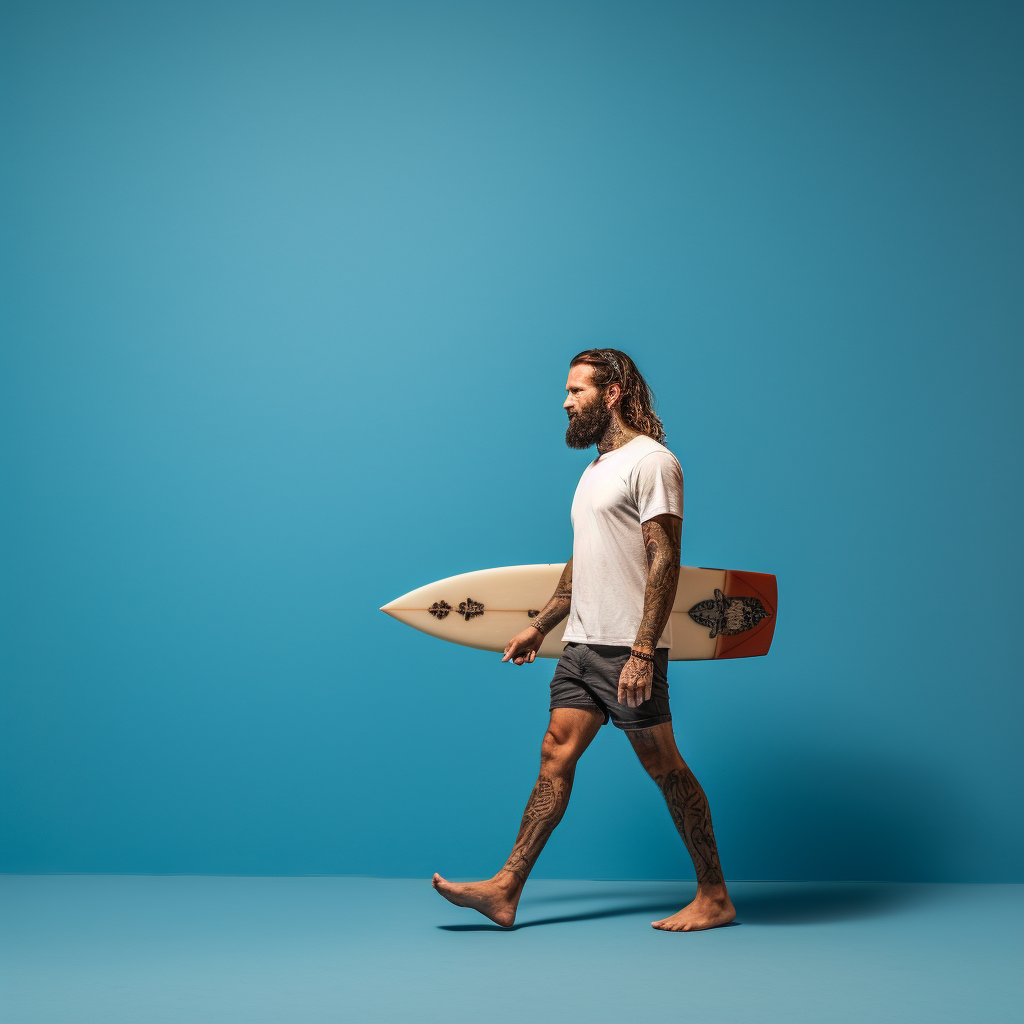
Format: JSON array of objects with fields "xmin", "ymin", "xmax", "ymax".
[{"xmin": 432, "ymin": 349, "xmax": 736, "ymax": 932}]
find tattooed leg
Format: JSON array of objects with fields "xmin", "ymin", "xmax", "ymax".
[
  {"xmin": 627, "ymin": 723, "xmax": 737, "ymax": 932},
  {"xmin": 655, "ymin": 767, "xmax": 725, "ymax": 888},
  {"xmin": 500, "ymin": 773, "xmax": 571, "ymax": 884},
  {"xmin": 433, "ymin": 708, "xmax": 600, "ymax": 927}
]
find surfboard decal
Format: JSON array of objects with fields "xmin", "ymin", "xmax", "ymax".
[
  {"xmin": 688, "ymin": 589, "xmax": 771, "ymax": 639},
  {"xmin": 429, "ymin": 598, "xmax": 485, "ymax": 620}
]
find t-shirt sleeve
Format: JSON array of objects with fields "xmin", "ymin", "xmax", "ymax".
[{"xmin": 631, "ymin": 452, "xmax": 684, "ymax": 523}]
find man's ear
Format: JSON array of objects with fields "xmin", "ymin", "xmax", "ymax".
[{"xmin": 605, "ymin": 382, "xmax": 622, "ymax": 409}]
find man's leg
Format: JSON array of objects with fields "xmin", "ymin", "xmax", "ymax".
[
  {"xmin": 432, "ymin": 706, "xmax": 603, "ymax": 927},
  {"xmin": 627, "ymin": 722, "xmax": 737, "ymax": 931}
]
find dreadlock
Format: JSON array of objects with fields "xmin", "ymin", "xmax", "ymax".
[{"xmin": 569, "ymin": 349, "xmax": 665, "ymax": 443}]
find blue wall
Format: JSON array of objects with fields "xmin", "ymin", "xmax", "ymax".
[{"xmin": 1, "ymin": 1, "xmax": 1021, "ymax": 881}]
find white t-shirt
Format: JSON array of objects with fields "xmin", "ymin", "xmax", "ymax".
[{"xmin": 561, "ymin": 435, "xmax": 684, "ymax": 648}]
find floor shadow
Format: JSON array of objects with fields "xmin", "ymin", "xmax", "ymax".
[
  {"xmin": 519, "ymin": 884, "xmax": 691, "ymax": 906},
  {"xmin": 439, "ymin": 882, "xmax": 936, "ymax": 930},
  {"xmin": 438, "ymin": 899, "xmax": 711, "ymax": 931},
  {"xmin": 733, "ymin": 883, "xmax": 933, "ymax": 925}
]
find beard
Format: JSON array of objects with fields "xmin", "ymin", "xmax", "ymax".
[{"xmin": 565, "ymin": 396, "xmax": 613, "ymax": 449}]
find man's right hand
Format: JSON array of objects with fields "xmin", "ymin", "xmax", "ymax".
[{"xmin": 502, "ymin": 626, "xmax": 544, "ymax": 665}]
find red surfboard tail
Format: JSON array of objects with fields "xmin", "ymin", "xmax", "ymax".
[{"xmin": 714, "ymin": 571, "xmax": 777, "ymax": 659}]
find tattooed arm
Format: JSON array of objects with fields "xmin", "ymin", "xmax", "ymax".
[
  {"xmin": 617, "ymin": 514, "xmax": 681, "ymax": 707},
  {"xmin": 502, "ymin": 558, "xmax": 572, "ymax": 666},
  {"xmin": 635, "ymin": 514, "xmax": 681, "ymax": 650}
]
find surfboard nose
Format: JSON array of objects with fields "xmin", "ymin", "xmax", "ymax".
[{"xmin": 380, "ymin": 602, "xmax": 398, "ymax": 616}]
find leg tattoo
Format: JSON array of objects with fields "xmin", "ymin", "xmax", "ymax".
[
  {"xmin": 655, "ymin": 768, "xmax": 725, "ymax": 887},
  {"xmin": 502, "ymin": 774, "xmax": 571, "ymax": 883}
]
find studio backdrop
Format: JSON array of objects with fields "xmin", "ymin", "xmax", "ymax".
[{"xmin": 1, "ymin": 0, "xmax": 1021, "ymax": 881}]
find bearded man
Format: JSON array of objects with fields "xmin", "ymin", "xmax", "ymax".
[{"xmin": 432, "ymin": 349, "xmax": 736, "ymax": 932}]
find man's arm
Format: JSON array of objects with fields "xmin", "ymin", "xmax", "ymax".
[
  {"xmin": 618, "ymin": 514, "xmax": 681, "ymax": 706},
  {"xmin": 635, "ymin": 514, "xmax": 682, "ymax": 652},
  {"xmin": 502, "ymin": 558, "xmax": 572, "ymax": 666}
]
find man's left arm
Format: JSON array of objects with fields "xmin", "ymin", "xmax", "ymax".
[{"xmin": 617, "ymin": 513, "xmax": 681, "ymax": 708}]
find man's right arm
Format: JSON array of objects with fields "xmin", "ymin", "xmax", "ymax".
[{"xmin": 502, "ymin": 558, "xmax": 572, "ymax": 665}]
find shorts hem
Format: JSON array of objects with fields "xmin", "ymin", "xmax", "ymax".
[{"xmin": 615, "ymin": 715, "xmax": 672, "ymax": 732}]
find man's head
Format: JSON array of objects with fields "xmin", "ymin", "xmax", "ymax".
[{"xmin": 563, "ymin": 349, "xmax": 664, "ymax": 449}]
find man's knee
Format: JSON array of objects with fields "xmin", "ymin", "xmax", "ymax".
[
  {"xmin": 541, "ymin": 708, "xmax": 601, "ymax": 770},
  {"xmin": 633, "ymin": 746, "xmax": 670, "ymax": 778},
  {"xmin": 540, "ymin": 726, "xmax": 584, "ymax": 770},
  {"xmin": 628, "ymin": 727, "xmax": 681, "ymax": 778}
]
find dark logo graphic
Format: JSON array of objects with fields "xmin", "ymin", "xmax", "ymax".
[
  {"xmin": 457, "ymin": 598, "xmax": 484, "ymax": 621},
  {"xmin": 688, "ymin": 589, "xmax": 770, "ymax": 638},
  {"xmin": 429, "ymin": 598, "xmax": 485, "ymax": 621},
  {"xmin": 527, "ymin": 609, "xmax": 540, "ymax": 618}
]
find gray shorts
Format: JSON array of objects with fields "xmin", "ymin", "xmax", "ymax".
[{"xmin": 549, "ymin": 642, "xmax": 672, "ymax": 732}]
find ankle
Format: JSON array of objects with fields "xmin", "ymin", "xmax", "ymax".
[
  {"xmin": 493, "ymin": 870, "xmax": 524, "ymax": 896},
  {"xmin": 696, "ymin": 883, "xmax": 731, "ymax": 903}
]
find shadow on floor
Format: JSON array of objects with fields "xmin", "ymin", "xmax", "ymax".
[
  {"xmin": 439, "ymin": 882, "xmax": 933, "ymax": 930},
  {"xmin": 734, "ymin": 883, "xmax": 932, "ymax": 925},
  {"xmin": 438, "ymin": 899, "xmax": 699, "ymax": 931}
]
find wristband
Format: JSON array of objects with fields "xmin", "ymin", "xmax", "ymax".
[{"xmin": 630, "ymin": 648, "xmax": 655, "ymax": 663}]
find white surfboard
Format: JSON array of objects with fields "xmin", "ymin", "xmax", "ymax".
[{"xmin": 381, "ymin": 564, "xmax": 777, "ymax": 661}]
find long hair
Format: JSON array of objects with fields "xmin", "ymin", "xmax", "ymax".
[{"xmin": 569, "ymin": 349, "xmax": 665, "ymax": 443}]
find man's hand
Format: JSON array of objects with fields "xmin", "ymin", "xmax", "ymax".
[
  {"xmin": 617, "ymin": 653, "xmax": 654, "ymax": 707},
  {"xmin": 503, "ymin": 626, "xmax": 544, "ymax": 665}
]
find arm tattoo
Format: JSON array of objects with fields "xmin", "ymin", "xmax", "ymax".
[
  {"xmin": 502, "ymin": 774, "xmax": 570, "ymax": 883},
  {"xmin": 654, "ymin": 767, "xmax": 725, "ymax": 887},
  {"xmin": 531, "ymin": 559, "xmax": 573, "ymax": 635},
  {"xmin": 634, "ymin": 516, "xmax": 681, "ymax": 651}
]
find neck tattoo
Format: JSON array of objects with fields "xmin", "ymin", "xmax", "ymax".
[{"xmin": 597, "ymin": 419, "xmax": 637, "ymax": 454}]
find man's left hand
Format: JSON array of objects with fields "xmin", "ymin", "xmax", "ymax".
[{"xmin": 618, "ymin": 654, "xmax": 654, "ymax": 708}]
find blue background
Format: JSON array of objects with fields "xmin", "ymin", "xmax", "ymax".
[{"xmin": 1, "ymin": 1, "xmax": 1020, "ymax": 882}]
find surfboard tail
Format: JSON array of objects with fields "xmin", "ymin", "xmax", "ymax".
[{"xmin": 713, "ymin": 571, "xmax": 777, "ymax": 659}]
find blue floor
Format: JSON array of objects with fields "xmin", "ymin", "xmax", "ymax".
[{"xmin": 1, "ymin": 876, "xmax": 1020, "ymax": 1023}]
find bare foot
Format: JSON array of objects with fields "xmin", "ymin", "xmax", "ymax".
[
  {"xmin": 652, "ymin": 890, "xmax": 736, "ymax": 932},
  {"xmin": 432, "ymin": 873, "xmax": 521, "ymax": 928}
]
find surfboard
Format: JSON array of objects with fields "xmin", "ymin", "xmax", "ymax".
[{"xmin": 381, "ymin": 564, "xmax": 776, "ymax": 661}]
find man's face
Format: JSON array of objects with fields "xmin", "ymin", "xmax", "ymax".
[{"xmin": 564, "ymin": 364, "xmax": 612, "ymax": 449}]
